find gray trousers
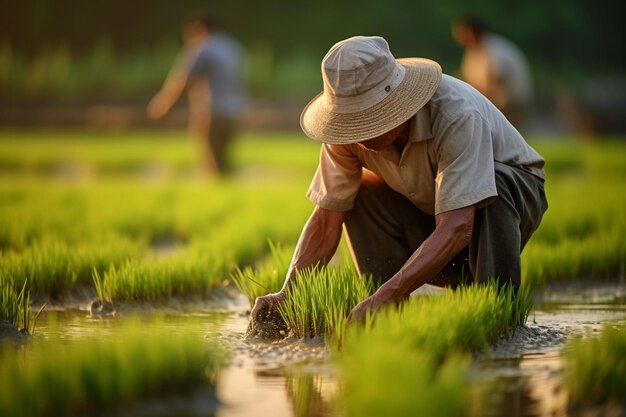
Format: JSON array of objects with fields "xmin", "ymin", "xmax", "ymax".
[
  {"xmin": 343, "ymin": 162, "xmax": 548, "ymax": 290},
  {"xmin": 194, "ymin": 116, "xmax": 238, "ymax": 175}
]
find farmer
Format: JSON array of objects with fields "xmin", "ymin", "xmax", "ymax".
[
  {"xmin": 250, "ymin": 36, "xmax": 547, "ymax": 329},
  {"xmin": 452, "ymin": 15, "xmax": 533, "ymax": 130},
  {"xmin": 148, "ymin": 13, "xmax": 246, "ymax": 175}
]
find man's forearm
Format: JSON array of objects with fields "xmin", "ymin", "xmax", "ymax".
[
  {"xmin": 281, "ymin": 207, "xmax": 345, "ymax": 292},
  {"xmin": 375, "ymin": 205, "xmax": 475, "ymax": 302}
]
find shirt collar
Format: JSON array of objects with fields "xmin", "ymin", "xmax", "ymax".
[{"xmin": 409, "ymin": 105, "xmax": 433, "ymax": 143}]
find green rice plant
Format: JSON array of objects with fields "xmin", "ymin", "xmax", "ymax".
[
  {"xmin": 522, "ymin": 175, "xmax": 626, "ymax": 286},
  {"xmin": 92, "ymin": 269, "xmax": 110, "ymax": 303},
  {"xmin": 0, "ymin": 275, "xmax": 29, "ymax": 331},
  {"xmin": 565, "ymin": 325, "xmax": 626, "ymax": 406},
  {"xmin": 99, "ymin": 242, "xmax": 230, "ymax": 301},
  {"xmin": 232, "ymin": 241, "xmax": 292, "ymax": 308},
  {"xmin": 532, "ymin": 139, "xmax": 626, "ymax": 177},
  {"xmin": 0, "ymin": 177, "xmax": 311, "ymax": 300},
  {"xmin": 0, "ymin": 235, "xmax": 142, "ymax": 298},
  {"xmin": 277, "ymin": 263, "xmax": 376, "ymax": 341},
  {"xmin": 0, "ymin": 319, "xmax": 225, "ymax": 417},
  {"xmin": 336, "ymin": 283, "xmax": 533, "ymax": 417},
  {"xmin": 0, "ymin": 275, "xmax": 47, "ymax": 335},
  {"xmin": 340, "ymin": 347, "xmax": 472, "ymax": 417},
  {"xmin": 0, "ymin": 129, "xmax": 318, "ymax": 178}
]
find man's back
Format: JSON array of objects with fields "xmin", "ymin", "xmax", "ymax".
[
  {"xmin": 186, "ymin": 32, "xmax": 246, "ymax": 117},
  {"xmin": 483, "ymin": 33, "xmax": 532, "ymax": 105}
]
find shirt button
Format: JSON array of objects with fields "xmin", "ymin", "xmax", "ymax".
[{"xmin": 410, "ymin": 192, "xmax": 417, "ymax": 198}]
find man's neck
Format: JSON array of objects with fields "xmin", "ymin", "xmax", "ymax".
[{"xmin": 392, "ymin": 119, "xmax": 411, "ymax": 152}]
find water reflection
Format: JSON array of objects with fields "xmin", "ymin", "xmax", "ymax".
[
  {"xmin": 285, "ymin": 370, "xmax": 337, "ymax": 417},
  {"xmin": 480, "ymin": 351, "xmax": 567, "ymax": 417},
  {"xmin": 216, "ymin": 358, "xmax": 337, "ymax": 417}
]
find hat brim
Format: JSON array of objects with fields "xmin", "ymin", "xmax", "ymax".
[{"xmin": 300, "ymin": 58, "xmax": 442, "ymax": 145}]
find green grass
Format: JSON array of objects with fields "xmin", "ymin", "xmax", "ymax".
[
  {"xmin": 0, "ymin": 129, "xmax": 319, "ymax": 177},
  {"xmin": 97, "ymin": 241, "xmax": 230, "ymax": 301},
  {"xmin": 0, "ymin": 235, "xmax": 142, "ymax": 299},
  {"xmin": 277, "ymin": 263, "xmax": 375, "ymax": 341},
  {"xmin": 565, "ymin": 325, "xmax": 626, "ymax": 406},
  {"xmin": 0, "ymin": 176, "xmax": 312, "ymax": 300},
  {"xmin": 0, "ymin": 275, "xmax": 32, "ymax": 332},
  {"xmin": 231, "ymin": 241, "xmax": 292, "ymax": 308},
  {"xmin": 336, "ymin": 283, "xmax": 533, "ymax": 417},
  {"xmin": 519, "ymin": 139, "xmax": 626, "ymax": 287},
  {"xmin": 0, "ymin": 319, "xmax": 224, "ymax": 417}
]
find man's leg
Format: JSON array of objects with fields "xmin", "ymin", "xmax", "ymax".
[
  {"xmin": 469, "ymin": 163, "xmax": 548, "ymax": 289},
  {"xmin": 209, "ymin": 117, "xmax": 236, "ymax": 174},
  {"xmin": 343, "ymin": 171, "xmax": 436, "ymax": 286}
]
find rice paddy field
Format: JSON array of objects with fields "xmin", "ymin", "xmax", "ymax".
[{"xmin": 0, "ymin": 128, "xmax": 625, "ymax": 417}]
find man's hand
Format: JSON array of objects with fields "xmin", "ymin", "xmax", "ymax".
[
  {"xmin": 346, "ymin": 293, "xmax": 389, "ymax": 325},
  {"xmin": 250, "ymin": 291, "xmax": 286, "ymax": 323},
  {"xmin": 246, "ymin": 291, "xmax": 288, "ymax": 340},
  {"xmin": 147, "ymin": 94, "xmax": 172, "ymax": 121}
]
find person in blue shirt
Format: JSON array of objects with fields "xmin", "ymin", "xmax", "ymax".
[{"xmin": 148, "ymin": 14, "xmax": 246, "ymax": 175}]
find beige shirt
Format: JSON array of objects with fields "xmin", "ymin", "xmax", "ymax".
[{"xmin": 307, "ymin": 74, "xmax": 545, "ymax": 216}]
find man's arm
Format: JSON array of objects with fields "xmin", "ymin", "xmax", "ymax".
[
  {"xmin": 348, "ymin": 204, "xmax": 475, "ymax": 321},
  {"xmin": 250, "ymin": 206, "xmax": 345, "ymax": 322},
  {"xmin": 147, "ymin": 70, "xmax": 188, "ymax": 120}
]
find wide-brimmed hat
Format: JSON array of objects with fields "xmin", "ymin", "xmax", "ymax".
[{"xmin": 300, "ymin": 36, "xmax": 442, "ymax": 144}]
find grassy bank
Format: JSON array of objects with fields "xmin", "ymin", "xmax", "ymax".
[{"xmin": 0, "ymin": 319, "xmax": 224, "ymax": 417}]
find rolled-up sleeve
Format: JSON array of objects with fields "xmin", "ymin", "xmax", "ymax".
[
  {"xmin": 307, "ymin": 144, "xmax": 362, "ymax": 211},
  {"xmin": 434, "ymin": 112, "xmax": 498, "ymax": 214}
]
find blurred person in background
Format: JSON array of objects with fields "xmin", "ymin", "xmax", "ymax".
[
  {"xmin": 452, "ymin": 15, "xmax": 532, "ymax": 131},
  {"xmin": 148, "ymin": 13, "xmax": 246, "ymax": 175}
]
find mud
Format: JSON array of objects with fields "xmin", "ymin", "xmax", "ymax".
[
  {"xmin": 89, "ymin": 298, "xmax": 116, "ymax": 318},
  {"xmin": 0, "ymin": 319, "xmax": 28, "ymax": 344}
]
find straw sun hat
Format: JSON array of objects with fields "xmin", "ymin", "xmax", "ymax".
[{"xmin": 300, "ymin": 36, "xmax": 442, "ymax": 145}]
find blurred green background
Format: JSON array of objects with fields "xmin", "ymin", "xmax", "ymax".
[{"xmin": 1, "ymin": 0, "xmax": 625, "ymax": 134}]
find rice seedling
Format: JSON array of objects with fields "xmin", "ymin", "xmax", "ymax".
[
  {"xmin": 336, "ymin": 283, "xmax": 533, "ymax": 417},
  {"xmin": 277, "ymin": 263, "xmax": 376, "ymax": 341},
  {"xmin": 0, "ymin": 275, "xmax": 30, "ymax": 331},
  {"xmin": 0, "ymin": 235, "xmax": 143, "ymax": 298},
  {"xmin": 0, "ymin": 129, "xmax": 318, "ymax": 177},
  {"xmin": 1, "ymin": 130, "xmax": 625, "ymax": 304},
  {"xmin": 98, "ymin": 243, "xmax": 229, "ymax": 302},
  {"xmin": 522, "ymin": 175, "xmax": 626, "ymax": 286},
  {"xmin": 533, "ymin": 138, "xmax": 626, "ymax": 177},
  {"xmin": 0, "ymin": 172, "xmax": 312, "ymax": 301},
  {"xmin": 92, "ymin": 269, "xmax": 110, "ymax": 303},
  {"xmin": 565, "ymin": 325, "xmax": 626, "ymax": 406},
  {"xmin": 231, "ymin": 241, "xmax": 292, "ymax": 308},
  {"xmin": 0, "ymin": 319, "xmax": 225, "ymax": 417}
]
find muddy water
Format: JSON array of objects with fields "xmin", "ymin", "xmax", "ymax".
[{"xmin": 33, "ymin": 282, "xmax": 626, "ymax": 417}]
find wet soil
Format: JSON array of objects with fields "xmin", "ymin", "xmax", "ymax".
[{"xmin": 0, "ymin": 319, "xmax": 28, "ymax": 344}]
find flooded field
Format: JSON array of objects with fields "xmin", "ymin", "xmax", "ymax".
[
  {"xmin": 29, "ymin": 281, "xmax": 626, "ymax": 417},
  {"xmin": 1, "ymin": 132, "xmax": 625, "ymax": 416}
]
